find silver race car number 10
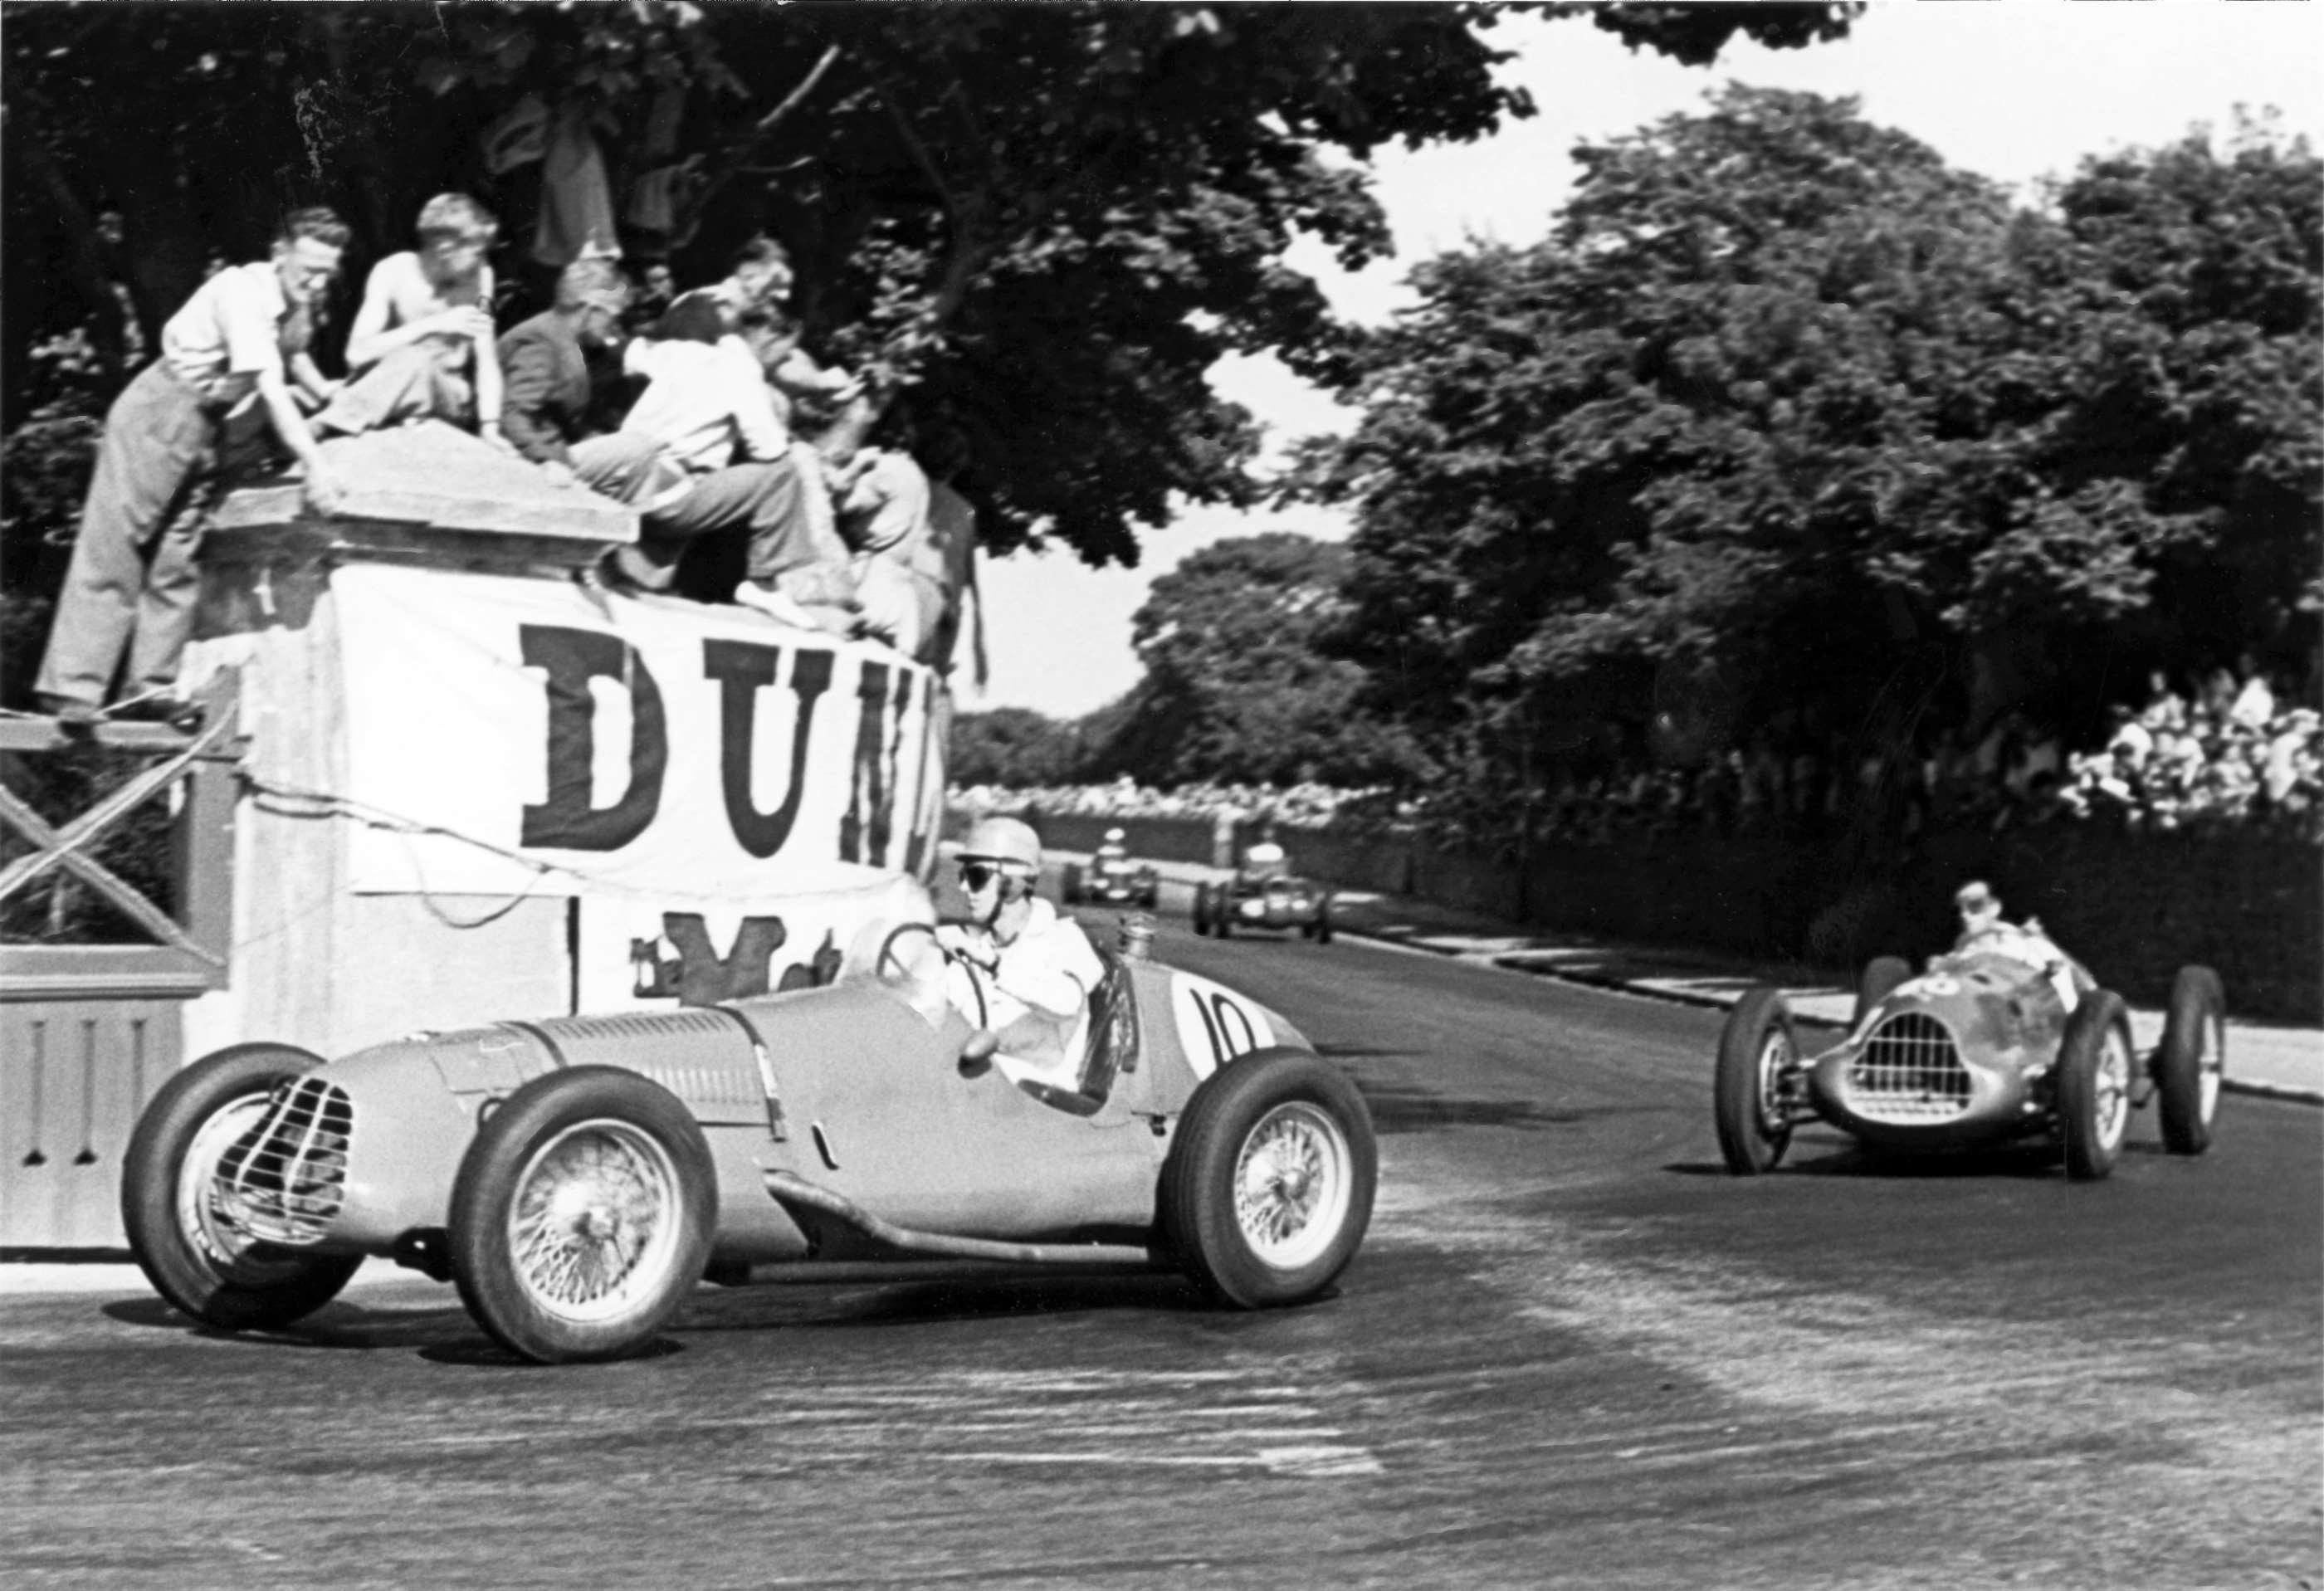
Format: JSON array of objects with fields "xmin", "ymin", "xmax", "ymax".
[{"xmin": 1171, "ymin": 974, "xmax": 1274, "ymax": 1079}]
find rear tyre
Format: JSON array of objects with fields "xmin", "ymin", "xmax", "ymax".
[
  {"xmin": 1214, "ymin": 896, "xmax": 1232, "ymax": 939},
  {"xmin": 1853, "ymin": 956, "xmax": 1912, "ymax": 1027},
  {"xmin": 448, "ymin": 1066, "xmax": 715, "ymax": 1364},
  {"xmin": 2155, "ymin": 966, "xmax": 2226, "ymax": 1156},
  {"xmin": 1160, "ymin": 1049, "xmax": 1376, "ymax": 1308},
  {"xmin": 2058, "ymin": 990, "xmax": 2133, "ymax": 1182},
  {"xmin": 1713, "ymin": 988, "xmax": 1797, "ymax": 1176},
  {"xmin": 120, "ymin": 1043, "xmax": 364, "ymax": 1331}
]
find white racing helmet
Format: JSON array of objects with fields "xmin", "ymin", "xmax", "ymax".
[{"xmin": 959, "ymin": 815, "xmax": 1042, "ymax": 879}]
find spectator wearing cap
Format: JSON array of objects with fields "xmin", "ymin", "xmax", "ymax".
[
  {"xmin": 35, "ymin": 207, "xmax": 352, "ymax": 726},
  {"xmin": 313, "ymin": 193, "xmax": 506, "ymax": 444}
]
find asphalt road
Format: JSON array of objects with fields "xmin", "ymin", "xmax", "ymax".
[{"xmin": 2, "ymin": 907, "xmax": 2318, "ymax": 1590}]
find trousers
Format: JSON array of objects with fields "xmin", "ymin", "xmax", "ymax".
[{"xmin": 35, "ymin": 361, "xmax": 222, "ymax": 707}]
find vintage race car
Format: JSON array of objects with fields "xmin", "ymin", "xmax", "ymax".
[
  {"xmin": 1714, "ymin": 944, "xmax": 2226, "ymax": 1181},
  {"xmin": 1062, "ymin": 852, "xmax": 1160, "ymax": 909},
  {"xmin": 121, "ymin": 915, "xmax": 1378, "ymax": 1364},
  {"xmin": 1192, "ymin": 874, "xmax": 1335, "ymax": 943}
]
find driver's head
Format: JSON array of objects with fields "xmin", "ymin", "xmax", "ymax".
[
  {"xmin": 1955, "ymin": 880, "xmax": 2002, "ymax": 935},
  {"xmin": 957, "ymin": 816, "xmax": 1041, "ymax": 925}
]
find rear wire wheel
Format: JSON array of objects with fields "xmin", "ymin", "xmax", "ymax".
[
  {"xmin": 2155, "ymin": 966, "xmax": 2226, "ymax": 1156},
  {"xmin": 1161, "ymin": 1049, "xmax": 1376, "ymax": 1308},
  {"xmin": 448, "ymin": 1067, "xmax": 715, "ymax": 1363}
]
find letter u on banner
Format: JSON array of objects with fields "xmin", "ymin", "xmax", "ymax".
[
  {"xmin": 704, "ymin": 639, "xmax": 833, "ymax": 859},
  {"xmin": 519, "ymin": 625, "xmax": 668, "ymax": 850}
]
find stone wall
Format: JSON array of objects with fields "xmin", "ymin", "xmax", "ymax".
[{"xmin": 950, "ymin": 803, "xmax": 2320, "ymax": 1022}]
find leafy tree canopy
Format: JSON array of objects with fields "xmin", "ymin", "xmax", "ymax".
[
  {"xmin": 1087, "ymin": 531, "xmax": 1420, "ymax": 788},
  {"xmin": 2, "ymin": 0, "xmax": 1856, "ymax": 572},
  {"xmin": 1301, "ymin": 86, "xmax": 2320, "ymax": 788}
]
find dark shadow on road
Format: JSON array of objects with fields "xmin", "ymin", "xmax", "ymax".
[
  {"xmin": 1358, "ymin": 1080, "xmax": 1644, "ymax": 1135},
  {"xmin": 416, "ymin": 1335, "xmax": 685, "ymax": 1368},
  {"xmin": 102, "ymin": 1293, "xmax": 479, "ymax": 1351},
  {"xmin": 678, "ymin": 1269, "xmax": 1212, "ymax": 1331}
]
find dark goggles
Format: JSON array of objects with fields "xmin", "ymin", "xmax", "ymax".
[{"xmin": 959, "ymin": 861, "xmax": 1008, "ymax": 893}]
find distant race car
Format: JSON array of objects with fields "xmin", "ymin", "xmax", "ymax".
[
  {"xmin": 1713, "ymin": 941, "xmax": 2226, "ymax": 1181},
  {"xmin": 121, "ymin": 915, "xmax": 1378, "ymax": 1364},
  {"xmin": 1062, "ymin": 847, "xmax": 1160, "ymax": 910},
  {"xmin": 1193, "ymin": 873, "xmax": 1335, "ymax": 943}
]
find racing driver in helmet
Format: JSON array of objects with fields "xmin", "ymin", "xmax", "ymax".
[{"xmin": 940, "ymin": 816, "xmax": 1105, "ymax": 1069}]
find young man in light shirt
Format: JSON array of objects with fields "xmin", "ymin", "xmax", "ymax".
[
  {"xmin": 312, "ymin": 193, "xmax": 506, "ymax": 445},
  {"xmin": 36, "ymin": 207, "xmax": 350, "ymax": 725},
  {"xmin": 938, "ymin": 817, "xmax": 1106, "ymax": 1080}
]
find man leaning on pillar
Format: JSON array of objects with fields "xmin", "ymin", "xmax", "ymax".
[{"xmin": 35, "ymin": 207, "xmax": 354, "ymax": 729}]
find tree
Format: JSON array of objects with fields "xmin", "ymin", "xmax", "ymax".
[
  {"xmin": 947, "ymin": 706, "xmax": 1089, "ymax": 788},
  {"xmin": 1088, "ymin": 532, "xmax": 1418, "ymax": 788},
  {"xmin": 1303, "ymin": 87, "xmax": 2320, "ymax": 808},
  {"xmin": 2, "ymin": 2, "xmax": 1858, "ymax": 564}
]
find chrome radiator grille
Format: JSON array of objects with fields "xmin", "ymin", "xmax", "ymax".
[
  {"xmin": 1848, "ymin": 1012, "xmax": 1972, "ymax": 1123},
  {"xmin": 212, "ymin": 1077, "xmax": 354, "ymax": 1243}
]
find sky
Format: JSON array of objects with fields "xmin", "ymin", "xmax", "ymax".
[{"xmin": 969, "ymin": 0, "xmax": 2324, "ymax": 721}]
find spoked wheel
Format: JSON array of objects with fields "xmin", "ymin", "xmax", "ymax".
[
  {"xmin": 120, "ymin": 1043, "xmax": 364, "ymax": 1330},
  {"xmin": 2155, "ymin": 966, "xmax": 2227, "ymax": 1156},
  {"xmin": 2058, "ymin": 990, "xmax": 2133, "ymax": 1182},
  {"xmin": 1713, "ymin": 988, "xmax": 1797, "ymax": 1175},
  {"xmin": 1161, "ymin": 1049, "xmax": 1376, "ymax": 1308},
  {"xmin": 448, "ymin": 1067, "xmax": 715, "ymax": 1364}
]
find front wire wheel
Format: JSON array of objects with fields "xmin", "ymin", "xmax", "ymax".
[
  {"xmin": 121, "ymin": 1043, "xmax": 364, "ymax": 1330},
  {"xmin": 449, "ymin": 1067, "xmax": 715, "ymax": 1363}
]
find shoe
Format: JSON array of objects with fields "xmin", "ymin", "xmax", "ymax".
[
  {"xmin": 778, "ymin": 566, "xmax": 862, "ymax": 613},
  {"xmin": 38, "ymin": 694, "xmax": 100, "ymax": 733}
]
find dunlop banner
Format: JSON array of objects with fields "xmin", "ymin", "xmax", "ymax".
[{"xmin": 330, "ymin": 564, "xmax": 948, "ymax": 900}]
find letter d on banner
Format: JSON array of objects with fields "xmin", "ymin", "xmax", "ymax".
[{"xmin": 520, "ymin": 624, "xmax": 667, "ymax": 850}]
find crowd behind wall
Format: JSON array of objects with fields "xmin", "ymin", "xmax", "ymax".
[{"xmin": 953, "ymin": 668, "xmax": 2323, "ymax": 1023}]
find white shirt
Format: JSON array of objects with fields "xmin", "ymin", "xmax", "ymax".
[
  {"xmin": 621, "ymin": 334, "xmax": 786, "ymax": 471},
  {"xmin": 939, "ymin": 897, "xmax": 1105, "ymax": 1035},
  {"xmin": 162, "ymin": 261, "xmax": 290, "ymax": 403}
]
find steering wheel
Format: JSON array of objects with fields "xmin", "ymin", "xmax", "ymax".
[{"xmin": 876, "ymin": 921, "xmax": 989, "ymax": 1029}]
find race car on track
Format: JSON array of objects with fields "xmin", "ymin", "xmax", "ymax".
[
  {"xmin": 1061, "ymin": 831, "xmax": 1160, "ymax": 910},
  {"xmin": 1713, "ymin": 934, "xmax": 2226, "ymax": 1182},
  {"xmin": 120, "ymin": 914, "xmax": 1377, "ymax": 1364},
  {"xmin": 1192, "ymin": 873, "xmax": 1335, "ymax": 942}
]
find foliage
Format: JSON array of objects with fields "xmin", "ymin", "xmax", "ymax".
[
  {"xmin": 1087, "ymin": 532, "xmax": 1423, "ymax": 788},
  {"xmin": 1301, "ymin": 88, "xmax": 2322, "ymax": 803},
  {"xmin": 947, "ymin": 706, "xmax": 1091, "ymax": 789},
  {"xmin": 3, "ymin": 1, "xmax": 1854, "ymax": 576}
]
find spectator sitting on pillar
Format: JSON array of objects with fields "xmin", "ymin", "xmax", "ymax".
[
  {"xmin": 311, "ymin": 193, "xmax": 507, "ymax": 447},
  {"xmin": 596, "ymin": 293, "xmax": 857, "ymax": 633},
  {"xmin": 34, "ymin": 207, "xmax": 353, "ymax": 729},
  {"xmin": 625, "ymin": 260, "xmax": 677, "ymax": 333},
  {"xmin": 495, "ymin": 259, "xmax": 667, "ymax": 505},
  {"xmin": 920, "ymin": 423, "xmax": 987, "ymax": 686},
  {"xmin": 828, "ymin": 436, "xmax": 943, "ymax": 659}
]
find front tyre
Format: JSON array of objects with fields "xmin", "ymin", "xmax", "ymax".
[
  {"xmin": 1161, "ymin": 1049, "xmax": 1376, "ymax": 1308},
  {"xmin": 1314, "ymin": 900, "xmax": 1334, "ymax": 945},
  {"xmin": 2155, "ymin": 966, "xmax": 2226, "ymax": 1156},
  {"xmin": 1192, "ymin": 882, "xmax": 1212, "ymax": 937},
  {"xmin": 1062, "ymin": 863, "xmax": 1083, "ymax": 906},
  {"xmin": 120, "ymin": 1043, "xmax": 364, "ymax": 1331},
  {"xmin": 448, "ymin": 1066, "xmax": 715, "ymax": 1364},
  {"xmin": 1714, "ymin": 988, "xmax": 1797, "ymax": 1175},
  {"xmin": 2058, "ymin": 990, "xmax": 2133, "ymax": 1182}
]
